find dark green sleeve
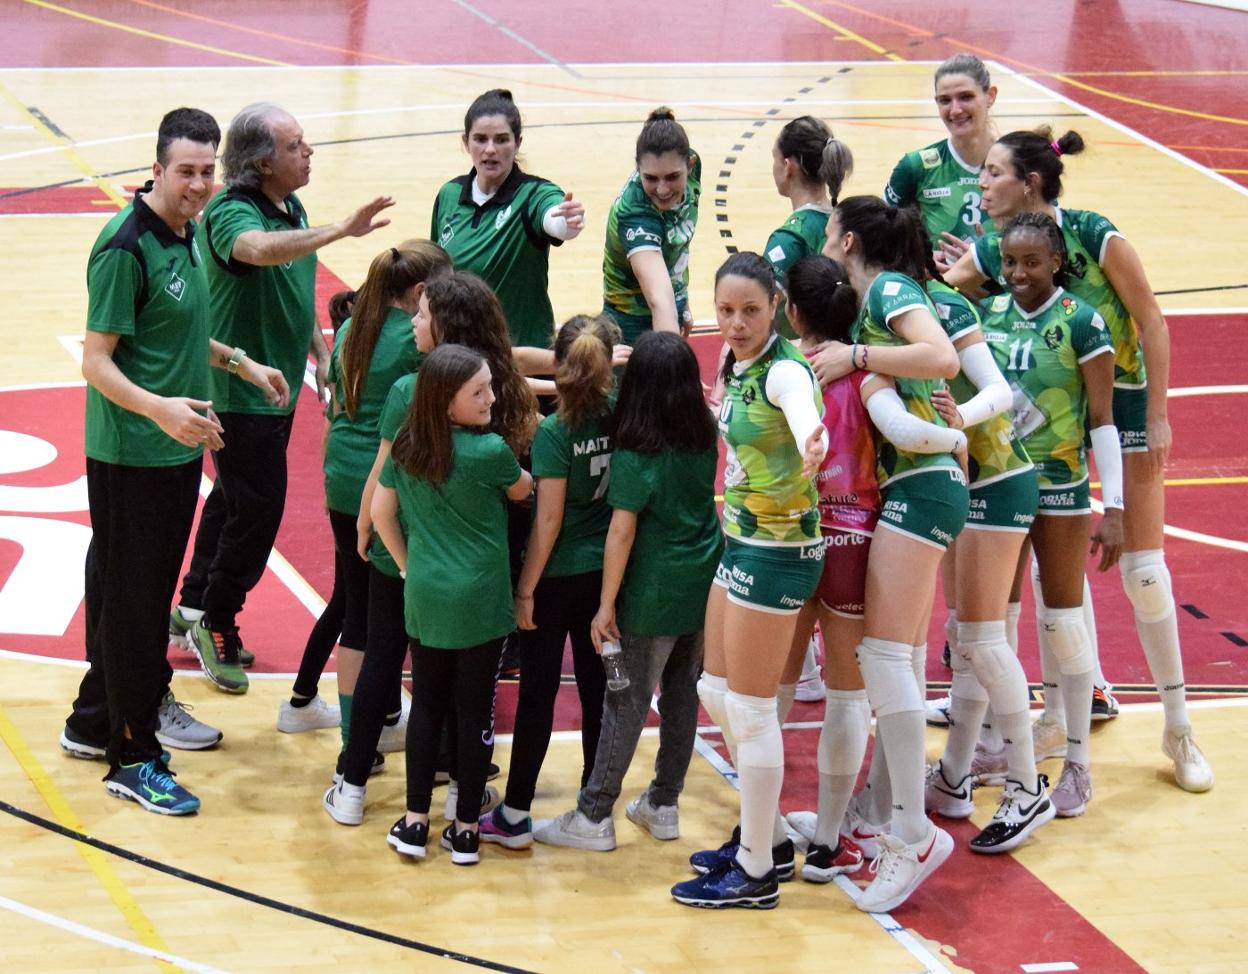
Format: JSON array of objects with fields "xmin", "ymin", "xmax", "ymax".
[
  {"xmin": 86, "ymin": 247, "xmax": 143, "ymax": 335},
  {"xmin": 884, "ymin": 154, "xmax": 918, "ymax": 208}
]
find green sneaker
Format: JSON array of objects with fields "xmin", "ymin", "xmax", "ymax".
[
  {"xmin": 172, "ymin": 608, "xmax": 253, "ymax": 667},
  {"xmin": 188, "ymin": 619, "xmax": 249, "ymax": 694},
  {"xmin": 105, "ymin": 759, "xmax": 200, "ymax": 815}
]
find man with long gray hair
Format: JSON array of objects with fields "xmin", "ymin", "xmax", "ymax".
[{"xmin": 170, "ymin": 102, "xmax": 394, "ymax": 694}]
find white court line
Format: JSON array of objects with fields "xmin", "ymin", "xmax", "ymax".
[
  {"xmin": 991, "ymin": 60, "xmax": 1248, "ymax": 200},
  {"xmin": 1168, "ymin": 384, "xmax": 1248, "ymax": 397},
  {"xmin": 0, "ymin": 212, "xmax": 113, "ymax": 218},
  {"xmin": 0, "ymin": 894, "xmax": 231, "ymax": 974},
  {"xmin": 1166, "ymin": 306, "xmax": 1248, "ymax": 316},
  {"xmin": 1021, "ymin": 963, "xmax": 1079, "ymax": 973},
  {"xmin": 446, "ymin": 0, "xmax": 582, "ymax": 78},
  {"xmin": 0, "ymin": 60, "xmax": 928, "ymax": 72}
]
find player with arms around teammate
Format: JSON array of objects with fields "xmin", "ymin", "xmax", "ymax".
[
  {"xmin": 944, "ymin": 129, "xmax": 1213, "ymax": 793},
  {"xmin": 63, "ymin": 109, "xmax": 288, "ymax": 814},
  {"xmin": 886, "ymin": 54, "xmax": 998, "ymax": 269},
  {"xmin": 602, "ymin": 108, "xmax": 701, "ymax": 343},
  {"xmin": 170, "ymin": 102, "xmax": 394, "ymax": 694},
  {"xmin": 432, "ymin": 89, "xmax": 585, "ymax": 351},
  {"xmin": 764, "ymin": 116, "xmax": 853, "ymax": 339}
]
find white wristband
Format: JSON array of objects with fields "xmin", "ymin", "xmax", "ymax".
[{"xmin": 1089, "ymin": 424, "xmax": 1124, "ymax": 510}]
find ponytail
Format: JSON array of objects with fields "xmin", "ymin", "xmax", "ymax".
[
  {"xmin": 553, "ymin": 315, "xmax": 619, "ymax": 429},
  {"xmin": 996, "ymin": 127, "xmax": 1086, "ymax": 203},
  {"xmin": 776, "ymin": 116, "xmax": 854, "ymax": 204}
]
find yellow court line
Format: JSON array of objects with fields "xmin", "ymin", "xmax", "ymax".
[
  {"xmin": 1092, "ymin": 476, "xmax": 1248, "ymax": 488},
  {"xmin": 775, "ymin": 0, "xmax": 906, "ymax": 61},
  {"xmin": 0, "ymin": 80, "xmax": 127, "ymax": 209},
  {"xmin": 0, "ymin": 705, "xmax": 176, "ymax": 972},
  {"xmin": 20, "ymin": 0, "xmax": 290, "ymax": 67},
  {"xmin": 1215, "ymin": 169, "xmax": 1248, "ymax": 175}
]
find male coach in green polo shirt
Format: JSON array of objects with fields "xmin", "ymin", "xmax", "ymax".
[
  {"xmin": 61, "ymin": 108, "xmax": 289, "ymax": 814},
  {"xmin": 169, "ymin": 103, "xmax": 394, "ymax": 693}
]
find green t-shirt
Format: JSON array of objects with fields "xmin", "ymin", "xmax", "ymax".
[
  {"xmin": 322, "ymin": 307, "xmax": 422, "ymax": 514},
  {"xmin": 602, "ymin": 151, "xmax": 701, "ymax": 344},
  {"xmin": 972, "ymin": 207, "xmax": 1143, "ymax": 388},
  {"xmin": 884, "ymin": 139, "xmax": 994, "ymax": 247},
  {"xmin": 718, "ymin": 336, "xmax": 822, "ymax": 545},
  {"xmin": 764, "ymin": 204, "xmax": 832, "ymax": 340},
  {"xmin": 851, "ymin": 272, "xmax": 960, "ymax": 487},
  {"xmin": 609, "ymin": 446, "xmax": 722, "ymax": 636},
  {"xmin": 365, "ymin": 371, "xmax": 421, "ymax": 578},
  {"xmin": 926, "ymin": 280, "xmax": 1031, "ymax": 487},
  {"xmin": 432, "ymin": 166, "xmax": 567, "ymax": 350},
  {"xmin": 84, "ymin": 188, "xmax": 211, "ymax": 468},
  {"xmin": 200, "ymin": 186, "xmax": 317, "ymax": 414},
  {"xmin": 530, "ymin": 410, "xmax": 612, "ymax": 577},
  {"xmin": 380, "ymin": 429, "xmax": 521, "ymax": 648},
  {"xmin": 980, "ymin": 288, "xmax": 1113, "ymax": 487}
]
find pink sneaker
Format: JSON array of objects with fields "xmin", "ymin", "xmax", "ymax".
[{"xmin": 1051, "ymin": 760, "xmax": 1092, "ymax": 817}]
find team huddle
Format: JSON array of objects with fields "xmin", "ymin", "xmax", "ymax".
[{"xmin": 62, "ymin": 54, "xmax": 1213, "ymax": 917}]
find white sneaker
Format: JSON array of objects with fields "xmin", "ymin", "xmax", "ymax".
[
  {"xmin": 841, "ymin": 804, "xmax": 886, "ymax": 860},
  {"xmin": 443, "ymin": 781, "xmax": 501, "ymax": 821},
  {"xmin": 969, "ymin": 774, "xmax": 1054, "ymax": 854},
  {"xmin": 924, "ymin": 760, "xmax": 974, "ymax": 819},
  {"xmin": 277, "ymin": 695, "xmax": 340, "ymax": 734},
  {"xmin": 533, "ymin": 808, "xmax": 617, "ymax": 851},
  {"xmin": 323, "ymin": 780, "xmax": 365, "ymax": 826},
  {"xmin": 784, "ymin": 810, "xmax": 816, "ymax": 853},
  {"xmin": 377, "ymin": 694, "xmax": 411, "ymax": 754},
  {"xmin": 625, "ymin": 790, "xmax": 679, "ymax": 840},
  {"xmin": 1162, "ymin": 726, "xmax": 1214, "ymax": 793},
  {"xmin": 1032, "ymin": 715, "xmax": 1068, "ymax": 762},
  {"xmin": 795, "ymin": 672, "xmax": 826, "ymax": 703},
  {"xmin": 155, "ymin": 693, "xmax": 222, "ymax": 750},
  {"xmin": 925, "ymin": 696, "xmax": 952, "ymax": 727},
  {"xmin": 856, "ymin": 823, "xmax": 954, "ymax": 914}
]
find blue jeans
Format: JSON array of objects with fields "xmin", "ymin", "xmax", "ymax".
[{"xmin": 577, "ymin": 629, "xmax": 704, "ymax": 822}]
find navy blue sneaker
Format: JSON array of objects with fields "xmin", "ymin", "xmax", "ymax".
[
  {"xmin": 671, "ymin": 857, "xmax": 779, "ymax": 909},
  {"xmin": 104, "ymin": 759, "xmax": 199, "ymax": 815},
  {"xmin": 688, "ymin": 825, "xmax": 795, "ymax": 881}
]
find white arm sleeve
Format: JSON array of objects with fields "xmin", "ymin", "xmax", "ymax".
[
  {"xmin": 1089, "ymin": 424, "xmax": 1124, "ymax": 510},
  {"xmin": 866, "ymin": 386, "xmax": 968, "ymax": 454},
  {"xmin": 542, "ymin": 205, "xmax": 573, "ymax": 241},
  {"xmin": 955, "ymin": 341, "xmax": 1012, "ymax": 428},
  {"xmin": 765, "ymin": 359, "xmax": 828, "ymax": 454}
]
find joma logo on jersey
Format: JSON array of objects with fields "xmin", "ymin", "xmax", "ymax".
[
  {"xmin": 958, "ymin": 177, "xmax": 980, "ymax": 186},
  {"xmin": 922, "ymin": 187, "xmax": 951, "ymax": 199},
  {"xmin": 494, "ymin": 204, "xmax": 513, "ymax": 230},
  {"xmin": 625, "ymin": 227, "xmax": 661, "ymax": 244},
  {"xmin": 164, "ymin": 272, "xmax": 186, "ymax": 302}
]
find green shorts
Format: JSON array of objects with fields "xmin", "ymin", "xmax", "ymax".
[
  {"xmin": 1113, "ymin": 385, "xmax": 1148, "ymax": 453},
  {"xmin": 877, "ymin": 469, "xmax": 970, "ymax": 551},
  {"xmin": 1037, "ymin": 477, "xmax": 1091, "ymax": 515},
  {"xmin": 965, "ymin": 468, "xmax": 1038, "ymax": 533},
  {"xmin": 713, "ymin": 536, "xmax": 824, "ymax": 614}
]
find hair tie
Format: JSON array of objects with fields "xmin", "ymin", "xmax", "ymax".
[
  {"xmin": 1050, "ymin": 140, "xmax": 1062, "ymax": 157},
  {"xmin": 825, "ymin": 137, "xmax": 835, "ymax": 148},
  {"xmin": 390, "ymin": 247, "xmax": 401, "ymax": 261}
]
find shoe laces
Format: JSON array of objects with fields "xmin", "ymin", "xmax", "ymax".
[
  {"xmin": 866, "ymin": 838, "xmax": 905, "ymax": 883},
  {"xmin": 1055, "ymin": 762, "xmax": 1088, "ymax": 796},
  {"xmin": 139, "ymin": 760, "xmax": 179, "ymax": 792},
  {"xmin": 209, "ymin": 627, "xmax": 241, "ymax": 662}
]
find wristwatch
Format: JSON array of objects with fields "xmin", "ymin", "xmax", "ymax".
[{"xmin": 227, "ymin": 346, "xmax": 247, "ymax": 374}]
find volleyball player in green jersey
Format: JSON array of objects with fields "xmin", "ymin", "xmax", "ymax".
[
  {"xmin": 816, "ymin": 197, "xmax": 967, "ymax": 913},
  {"xmin": 885, "ymin": 54, "xmax": 999, "ymax": 269},
  {"xmin": 919, "ymin": 275, "xmax": 1056, "ymax": 852},
  {"xmin": 671, "ymin": 254, "xmax": 826, "ymax": 911},
  {"xmin": 945, "ymin": 129, "xmax": 1213, "ymax": 793},
  {"xmin": 764, "ymin": 116, "xmax": 853, "ymax": 339},
  {"xmin": 432, "ymin": 90, "xmax": 585, "ymax": 350},
  {"xmin": 602, "ymin": 108, "xmax": 700, "ymax": 343}
]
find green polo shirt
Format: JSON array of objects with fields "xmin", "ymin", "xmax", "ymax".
[
  {"xmin": 530, "ymin": 410, "xmax": 613, "ymax": 577},
  {"xmin": 380, "ymin": 429, "xmax": 521, "ymax": 648},
  {"xmin": 84, "ymin": 186, "xmax": 211, "ymax": 468},
  {"xmin": 432, "ymin": 165, "xmax": 567, "ymax": 350},
  {"xmin": 200, "ymin": 185, "xmax": 317, "ymax": 414},
  {"xmin": 322, "ymin": 307, "xmax": 422, "ymax": 514},
  {"xmin": 609, "ymin": 445, "xmax": 721, "ymax": 637}
]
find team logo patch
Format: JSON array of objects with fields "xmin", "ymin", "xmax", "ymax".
[
  {"xmin": 768, "ymin": 244, "xmax": 786, "ymax": 263},
  {"xmin": 991, "ymin": 295, "xmax": 1011, "ymax": 314},
  {"xmin": 1043, "ymin": 325, "xmax": 1064, "ymax": 350},
  {"xmin": 920, "ymin": 148, "xmax": 941, "ymax": 169},
  {"xmin": 742, "ymin": 385, "xmax": 757, "ymax": 405},
  {"xmin": 439, "ymin": 223, "xmax": 455, "ymax": 247},
  {"xmin": 1061, "ymin": 296, "xmax": 1079, "ymax": 317},
  {"xmin": 494, "ymin": 204, "xmax": 513, "ymax": 230},
  {"xmin": 164, "ymin": 272, "xmax": 187, "ymax": 302},
  {"xmin": 882, "ymin": 280, "xmax": 901, "ymax": 296}
]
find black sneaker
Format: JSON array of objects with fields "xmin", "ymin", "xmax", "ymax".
[
  {"xmin": 970, "ymin": 774, "xmax": 1056, "ymax": 854},
  {"xmin": 688, "ymin": 825, "xmax": 795, "ymax": 881},
  {"xmin": 388, "ymin": 816, "xmax": 428, "ymax": 858},
  {"xmin": 60, "ymin": 724, "xmax": 106, "ymax": 760},
  {"xmin": 441, "ymin": 822, "xmax": 481, "ymax": 865},
  {"xmin": 1091, "ymin": 686, "xmax": 1119, "ymax": 721},
  {"xmin": 333, "ymin": 750, "xmax": 384, "ymax": 785}
]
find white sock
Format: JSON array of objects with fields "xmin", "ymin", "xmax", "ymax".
[
  {"xmin": 816, "ymin": 690, "xmax": 870, "ymax": 848},
  {"xmin": 1060, "ymin": 667, "xmax": 1093, "ymax": 767},
  {"xmin": 1032, "ymin": 566, "xmax": 1064, "ymax": 723},
  {"xmin": 500, "ymin": 803, "xmax": 528, "ymax": 825},
  {"xmin": 875, "ymin": 710, "xmax": 928, "ymax": 844},
  {"xmin": 860, "ymin": 735, "xmax": 891, "ymax": 825},
  {"xmin": 1122, "ymin": 550, "xmax": 1190, "ymax": 730},
  {"xmin": 178, "ymin": 605, "xmax": 205, "ymax": 623},
  {"xmin": 945, "ymin": 644, "xmax": 989, "ymax": 782},
  {"xmin": 1084, "ymin": 575, "xmax": 1106, "ymax": 688},
  {"xmin": 772, "ymin": 682, "xmax": 798, "ymax": 845},
  {"xmin": 997, "ymin": 708, "xmax": 1037, "ymax": 784},
  {"xmin": 726, "ymin": 692, "xmax": 784, "ymax": 878}
]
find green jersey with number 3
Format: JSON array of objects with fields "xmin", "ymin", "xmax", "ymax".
[
  {"xmin": 979, "ymin": 288, "xmax": 1113, "ymax": 487},
  {"xmin": 885, "ymin": 139, "xmax": 993, "ymax": 247}
]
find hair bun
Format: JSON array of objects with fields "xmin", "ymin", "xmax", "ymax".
[
  {"xmin": 485, "ymin": 88, "xmax": 515, "ymax": 102},
  {"xmin": 1056, "ymin": 131, "xmax": 1085, "ymax": 156},
  {"xmin": 647, "ymin": 106, "xmax": 676, "ymax": 122}
]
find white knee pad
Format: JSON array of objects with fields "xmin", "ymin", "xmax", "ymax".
[
  {"xmin": 949, "ymin": 633, "xmax": 989, "ymax": 704},
  {"xmin": 856, "ymin": 637, "xmax": 923, "ymax": 717},
  {"xmin": 818, "ymin": 690, "xmax": 871, "ymax": 776},
  {"xmin": 725, "ymin": 691, "xmax": 784, "ymax": 769},
  {"xmin": 1041, "ymin": 607, "xmax": 1092, "ymax": 676},
  {"xmin": 960, "ymin": 620, "xmax": 1029, "ymax": 714},
  {"xmin": 697, "ymin": 673, "xmax": 730, "ymax": 731},
  {"xmin": 1119, "ymin": 549, "xmax": 1174, "ymax": 625}
]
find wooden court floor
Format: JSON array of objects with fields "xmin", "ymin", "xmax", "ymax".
[{"xmin": 2, "ymin": 4, "xmax": 1248, "ymax": 972}]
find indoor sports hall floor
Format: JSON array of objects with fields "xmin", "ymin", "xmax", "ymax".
[{"xmin": 1, "ymin": 2, "xmax": 1246, "ymax": 972}]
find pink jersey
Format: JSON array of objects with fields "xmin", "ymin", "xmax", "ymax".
[{"xmin": 816, "ymin": 370, "xmax": 881, "ymax": 535}]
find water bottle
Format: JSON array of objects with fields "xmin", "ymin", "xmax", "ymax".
[{"xmin": 601, "ymin": 640, "xmax": 630, "ymax": 692}]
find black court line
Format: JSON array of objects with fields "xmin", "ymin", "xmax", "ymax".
[
  {"xmin": 0, "ymin": 799, "xmax": 539, "ymax": 974},
  {"xmin": 1156, "ymin": 283, "xmax": 1248, "ymax": 296}
]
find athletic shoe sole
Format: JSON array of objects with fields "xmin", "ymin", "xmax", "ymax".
[
  {"xmin": 801, "ymin": 859, "xmax": 862, "ymax": 883},
  {"xmin": 625, "ymin": 799, "xmax": 679, "ymax": 841},
  {"xmin": 104, "ymin": 779, "xmax": 198, "ymax": 815},
  {"xmin": 440, "ymin": 834, "xmax": 480, "ymax": 865},
  {"xmin": 387, "ymin": 834, "xmax": 427, "ymax": 858},
  {"xmin": 479, "ymin": 830, "xmax": 533, "ymax": 850},
  {"xmin": 60, "ymin": 730, "xmax": 105, "ymax": 760},
  {"xmin": 671, "ymin": 890, "xmax": 779, "ymax": 910},
  {"xmin": 323, "ymin": 784, "xmax": 364, "ymax": 826},
  {"xmin": 187, "ymin": 638, "xmax": 248, "ymax": 695}
]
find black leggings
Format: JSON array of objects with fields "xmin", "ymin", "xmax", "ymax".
[
  {"xmin": 291, "ymin": 509, "xmax": 369, "ymax": 700},
  {"xmin": 406, "ymin": 638, "xmax": 504, "ymax": 823},
  {"xmin": 504, "ymin": 570, "xmax": 606, "ymax": 810},
  {"xmin": 340, "ymin": 566, "xmax": 407, "ymax": 785}
]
